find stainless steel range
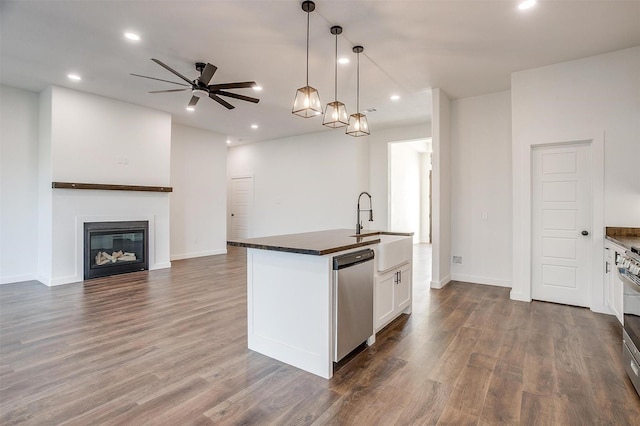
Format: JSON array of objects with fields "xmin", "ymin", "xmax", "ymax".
[{"xmin": 619, "ymin": 246, "xmax": 640, "ymax": 396}]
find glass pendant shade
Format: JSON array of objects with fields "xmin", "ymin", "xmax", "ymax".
[
  {"xmin": 293, "ymin": 86, "xmax": 322, "ymax": 117},
  {"xmin": 292, "ymin": 1, "xmax": 322, "ymax": 118},
  {"xmin": 346, "ymin": 45, "xmax": 369, "ymax": 137},
  {"xmin": 323, "ymin": 25, "xmax": 348, "ymax": 128},
  {"xmin": 323, "ymin": 101, "xmax": 349, "ymax": 127},
  {"xmin": 346, "ymin": 112, "xmax": 369, "ymax": 136}
]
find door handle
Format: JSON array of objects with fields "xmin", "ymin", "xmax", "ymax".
[{"xmin": 581, "ymin": 230, "xmax": 589, "ymax": 236}]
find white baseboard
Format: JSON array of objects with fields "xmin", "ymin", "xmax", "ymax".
[
  {"xmin": 150, "ymin": 262, "xmax": 171, "ymax": 270},
  {"xmin": 49, "ymin": 275, "xmax": 83, "ymax": 286},
  {"xmin": 509, "ymin": 289, "xmax": 531, "ymax": 302},
  {"xmin": 430, "ymin": 275, "xmax": 451, "ymax": 289},
  {"xmin": 451, "ymin": 274, "xmax": 512, "ymax": 288},
  {"xmin": 36, "ymin": 274, "xmax": 51, "ymax": 287},
  {"xmin": 170, "ymin": 249, "xmax": 227, "ymax": 261},
  {"xmin": 591, "ymin": 304, "xmax": 614, "ymax": 315},
  {"xmin": 0, "ymin": 274, "xmax": 38, "ymax": 285}
]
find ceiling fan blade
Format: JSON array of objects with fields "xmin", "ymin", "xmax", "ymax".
[
  {"xmin": 151, "ymin": 58, "xmax": 193, "ymax": 85},
  {"xmin": 209, "ymin": 93, "xmax": 235, "ymax": 109},
  {"xmin": 149, "ymin": 88, "xmax": 189, "ymax": 93},
  {"xmin": 208, "ymin": 81, "xmax": 256, "ymax": 91},
  {"xmin": 199, "ymin": 63, "xmax": 217, "ymax": 86},
  {"xmin": 215, "ymin": 91, "xmax": 260, "ymax": 104},
  {"xmin": 188, "ymin": 96, "xmax": 200, "ymax": 107},
  {"xmin": 130, "ymin": 73, "xmax": 189, "ymax": 87}
]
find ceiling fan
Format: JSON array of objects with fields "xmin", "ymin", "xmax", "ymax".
[{"xmin": 131, "ymin": 58, "xmax": 260, "ymax": 110}]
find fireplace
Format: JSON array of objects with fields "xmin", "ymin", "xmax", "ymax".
[{"xmin": 84, "ymin": 221, "xmax": 149, "ymax": 280}]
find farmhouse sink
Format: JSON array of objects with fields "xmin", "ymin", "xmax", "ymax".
[{"xmin": 375, "ymin": 234, "xmax": 412, "ymax": 271}]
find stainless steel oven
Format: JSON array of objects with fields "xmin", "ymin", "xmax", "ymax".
[{"xmin": 619, "ymin": 246, "xmax": 640, "ymax": 396}]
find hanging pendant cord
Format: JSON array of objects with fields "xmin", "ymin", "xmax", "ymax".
[
  {"xmin": 356, "ymin": 51, "xmax": 360, "ymax": 113},
  {"xmin": 306, "ymin": 11, "xmax": 310, "ymax": 87},
  {"xmin": 334, "ymin": 34, "xmax": 338, "ymax": 101}
]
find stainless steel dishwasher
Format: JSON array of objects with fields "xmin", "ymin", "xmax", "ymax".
[{"xmin": 333, "ymin": 248, "xmax": 375, "ymax": 362}]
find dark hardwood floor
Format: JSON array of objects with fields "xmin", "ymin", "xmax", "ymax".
[{"xmin": 1, "ymin": 245, "xmax": 639, "ymax": 425}]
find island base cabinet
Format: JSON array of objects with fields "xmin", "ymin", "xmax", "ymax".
[
  {"xmin": 376, "ymin": 273, "xmax": 395, "ymax": 328},
  {"xmin": 375, "ymin": 262, "xmax": 412, "ymax": 332},
  {"xmin": 246, "ymin": 248, "xmax": 334, "ymax": 379}
]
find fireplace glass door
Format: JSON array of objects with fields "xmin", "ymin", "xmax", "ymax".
[{"xmin": 84, "ymin": 221, "xmax": 149, "ymax": 279}]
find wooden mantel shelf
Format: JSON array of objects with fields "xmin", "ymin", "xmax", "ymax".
[{"xmin": 52, "ymin": 182, "xmax": 173, "ymax": 193}]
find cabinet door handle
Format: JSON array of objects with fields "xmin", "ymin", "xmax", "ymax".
[
  {"xmin": 606, "ymin": 261, "xmax": 610, "ymax": 274},
  {"xmin": 398, "ymin": 271, "xmax": 402, "ymax": 283}
]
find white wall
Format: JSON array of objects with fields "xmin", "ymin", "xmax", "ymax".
[
  {"xmin": 42, "ymin": 86, "xmax": 172, "ymax": 285},
  {"xmin": 368, "ymin": 124, "xmax": 431, "ymax": 230},
  {"xmin": 511, "ymin": 46, "xmax": 639, "ymax": 308},
  {"xmin": 0, "ymin": 85, "xmax": 40, "ymax": 284},
  {"xmin": 431, "ymin": 88, "xmax": 451, "ymax": 289},
  {"xmin": 37, "ymin": 88, "xmax": 53, "ymax": 283},
  {"xmin": 50, "ymin": 87, "xmax": 171, "ymax": 186},
  {"xmin": 389, "ymin": 142, "xmax": 422, "ymax": 241},
  {"xmin": 170, "ymin": 124, "xmax": 227, "ymax": 260},
  {"xmin": 450, "ymin": 91, "xmax": 512, "ymax": 287},
  {"xmin": 227, "ymin": 130, "xmax": 369, "ymax": 237},
  {"xmin": 420, "ymin": 152, "xmax": 431, "ymax": 243}
]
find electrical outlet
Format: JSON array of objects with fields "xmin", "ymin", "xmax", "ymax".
[{"xmin": 453, "ymin": 256, "xmax": 463, "ymax": 264}]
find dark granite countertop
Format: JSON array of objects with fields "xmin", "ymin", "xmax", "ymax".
[
  {"xmin": 228, "ymin": 229, "xmax": 413, "ymax": 256},
  {"xmin": 606, "ymin": 227, "xmax": 640, "ymax": 250}
]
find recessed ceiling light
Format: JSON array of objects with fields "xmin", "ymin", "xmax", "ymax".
[
  {"xmin": 338, "ymin": 57, "xmax": 350, "ymax": 65},
  {"xmin": 390, "ymin": 95, "xmax": 400, "ymax": 101},
  {"xmin": 253, "ymin": 85, "xmax": 262, "ymax": 91},
  {"xmin": 226, "ymin": 139, "xmax": 231, "ymax": 144},
  {"xmin": 124, "ymin": 32, "xmax": 141, "ymax": 41},
  {"xmin": 518, "ymin": 0, "xmax": 536, "ymax": 10},
  {"xmin": 186, "ymin": 106, "xmax": 195, "ymax": 112},
  {"xmin": 251, "ymin": 124, "xmax": 258, "ymax": 129},
  {"xmin": 67, "ymin": 74, "xmax": 82, "ymax": 81}
]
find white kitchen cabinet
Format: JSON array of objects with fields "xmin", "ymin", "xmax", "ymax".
[
  {"xmin": 375, "ymin": 261, "xmax": 412, "ymax": 332},
  {"xmin": 605, "ymin": 241, "xmax": 624, "ymax": 324}
]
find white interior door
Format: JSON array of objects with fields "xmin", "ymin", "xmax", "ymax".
[
  {"xmin": 230, "ymin": 176, "xmax": 253, "ymax": 239},
  {"xmin": 531, "ymin": 143, "xmax": 591, "ymax": 307}
]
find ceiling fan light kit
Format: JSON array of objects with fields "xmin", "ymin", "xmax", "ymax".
[
  {"xmin": 323, "ymin": 25, "xmax": 349, "ymax": 128},
  {"xmin": 346, "ymin": 46, "xmax": 369, "ymax": 137},
  {"xmin": 292, "ymin": 0, "xmax": 323, "ymax": 118},
  {"xmin": 191, "ymin": 88, "xmax": 208, "ymax": 98}
]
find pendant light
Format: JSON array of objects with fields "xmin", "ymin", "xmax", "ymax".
[
  {"xmin": 292, "ymin": 1, "xmax": 322, "ymax": 118},
  {"xmin": 346, "ymin": 46, "xmax": 370, "ymax": 137},
  {"xmin": 322, "ymin": 26, "xmax": 348, "ymax": 128}
]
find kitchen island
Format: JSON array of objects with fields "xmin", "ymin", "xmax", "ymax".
[{"xmin": 228, "ymin": 229, "xmax": 413, "ymax": 379}]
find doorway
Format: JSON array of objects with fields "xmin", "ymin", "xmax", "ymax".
[
  {"xmin": 531, "ymin": 142, "xmax": 592, "ymax": 307},
  {"xmin": 230, "ymin": 176, "xmax": 253, "ymax": 239},
  {"xmin": 388, "ymin": 139, "xmax": 432, "ymax": 244}
]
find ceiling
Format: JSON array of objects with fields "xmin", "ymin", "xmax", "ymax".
[{"xmin": 1, "ymin": 1, "xmax": 639, "ymax": 145}]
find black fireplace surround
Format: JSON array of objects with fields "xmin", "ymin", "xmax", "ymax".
[{"xmin": 84, "ymin": 221, "xmax": 149, "ymax": 280}]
